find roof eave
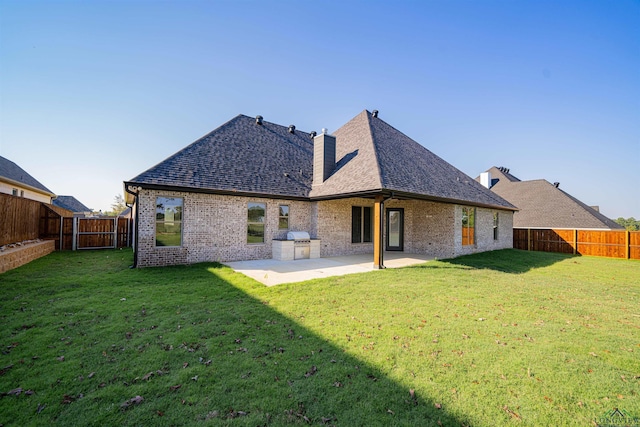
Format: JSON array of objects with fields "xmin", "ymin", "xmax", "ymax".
[
  {"xmin": 513, "ymin": 226, "xmax": 620, "ymax": 231},
  {"xmin": 123, "ymin": 182, "xmax": 518, "ymax": 211},
  {"xmin": 310, "ymin": 188, "xmax": 518, "ymax": 211},
  {"xmin": 0, "ymin": 176, "xmax": 56, "ymax": 198},
  {"xmin": 309, "ymin": 189, "xmax": 387, "ymax": 201},
  {"xmin": 123, "ymin": 181, "xmax": 311, "ymax": 202},
  {"xmin": 388, "ymin": 190, "xmax": 518, "ymax": 211}
]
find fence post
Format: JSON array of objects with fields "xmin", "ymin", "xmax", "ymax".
[
  {"xmin": 527, "ymin": 228, "xmax": 531, "ymax": 251},
  {"xmin": 626, "ymin": 230, "xmax": 630, "ymax": 260},
  {"xmin": 112, "ymin": 217, "xmax": 117, "ymax": 248},
  {"xmin": 72, "ymin": 217, "xmax": 77, "ymax": 251},
  {"xmin": 573, "ymin": 229, "xmax": 578, "ymax": 255},
  {"xmin": 59, "ymin": 216, "xmax": 63, "ymax": 250}
]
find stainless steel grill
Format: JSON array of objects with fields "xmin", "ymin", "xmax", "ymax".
[{"xmin": 287, "ymin": 231, "xmax": 311, "ymax": 259}]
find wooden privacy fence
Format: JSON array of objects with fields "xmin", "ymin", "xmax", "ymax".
[
  {"xmin": 42, "ymin": 217, "xmax": 131, "ymax": 250},
  {"xmin": 0, "ymin": 193, "xmax": 41, "ymax": 246},
  {"xmin": 1, "ymin": 193, "xmax": 131, "ymax": 250},
  {"xmin": 73, "ymin": 217, "xmax": 130, "ymax": 250},
  {"xmin": 40, "ymin": 204, "xmax": 74, "ymax": 249},
  {"xmin": 514, "ymin": 228, "xmax": 640, "ymax": 260}
]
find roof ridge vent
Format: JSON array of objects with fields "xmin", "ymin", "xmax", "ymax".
[
  {"xmin": 372, "ymin": 109, "xmax": 379, "ymax": 118},
  {"xmin": 288, "ymin": 124, "xmax": 295, "ymax": 134},
  {"xmin": 256, "ymin": 115, "xmax": 263, "ymax": 125}
]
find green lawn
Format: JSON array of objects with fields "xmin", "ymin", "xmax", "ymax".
[{"xmin": 0, "ymin": 249, "xmax": 638, "ymax": 426}]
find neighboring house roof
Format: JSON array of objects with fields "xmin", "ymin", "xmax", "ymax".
[
  {"xmin": 0, "ymin": 155, "xmax": 55, "ymax": 196},
  {"xmin": 53, "ymin": 195, "xmax": 92, "ymax": 213},
  {"xmin": 480, "ymin": 166, "xmax": 623, "ymax": 229},
  {"xmin": 127, "ymin": 111, "xmax": 515, "ymax": 210}
]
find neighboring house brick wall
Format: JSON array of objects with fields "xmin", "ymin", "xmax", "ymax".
[
  {"xmin": 454, "ymin": 205, "xmax": 513, "ymax": 256},
  {"xmin": 136, "ymin": 189, "xmax": 313, "ymax": 267}
]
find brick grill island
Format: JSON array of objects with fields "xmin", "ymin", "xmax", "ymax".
[{"xmin": 272, "ymin": 231, "xmax": 321, "ymax": 261}]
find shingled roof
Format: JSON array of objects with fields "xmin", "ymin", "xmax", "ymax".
[
  {"xmin": 127, "ymin": 111, "xmax": 515, "ymax": 210},
  {"xmin": 480, "ymin": 166, "xmax": 623, "ymax": 229},
  {"xmin": 127, "ymin": 115, "xmax": 314, "ymax": 199},
  {"xmin": 310, "ymin": 111, "xmax": 515, "ymax": 209},
  {"xmin": 53, "ymin": 195, "xmax": 92, "ymax": 213},
  {"xmin": 0, "ymin": 155, "xmax": 54, "ymax": 195}
]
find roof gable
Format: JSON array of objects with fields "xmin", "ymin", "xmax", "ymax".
[
  {"xmin": 310, "ymin": 111, "xmax": 515, "ymax": 209},
  {"xmin": 308, "ymin": 111, "xmax": 382, "ymax": 197},
  {"xmin": 0, "ymin": 156, "xmax": 54, "ymax": 195},
  {"xmin": 370, "ymin": 113, "xmax": 513, "ymax": 208}
]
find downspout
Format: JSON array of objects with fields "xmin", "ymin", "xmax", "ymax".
[{"xmin": 124, "ymin": 184, "xmax": 140, "ymax": 268}]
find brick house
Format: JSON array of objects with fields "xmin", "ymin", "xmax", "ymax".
[
  {"xmin": 124, "ymin": 110, "xmax": 516, "ymax": 268},
  {"xmin": 478, "ymin": 166, "xmax": 623, "ymax": 230}
]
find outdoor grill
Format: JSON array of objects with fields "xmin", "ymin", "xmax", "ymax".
[{"xmin": 287, "ymin": 231, "xmax": 311, "ymax": 260}]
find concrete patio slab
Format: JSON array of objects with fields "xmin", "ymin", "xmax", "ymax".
[{"xmin": 225, "ymin": 253, "xmax": 434, "ymax": 286}]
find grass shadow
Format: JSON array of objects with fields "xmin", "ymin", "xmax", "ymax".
[
  {"xmin": 410, "ymin": 249, "xmax": 577, "ymax": 274},
  {"xmin": 0, "ymin": 250, "xmax": 466, "ymax": 426}
]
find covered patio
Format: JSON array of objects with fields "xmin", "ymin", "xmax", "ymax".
[{"xmin": 225, "ymin": 252, "xmax": 435, "ymax": 286}]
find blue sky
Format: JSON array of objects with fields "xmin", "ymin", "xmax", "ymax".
[{"xmin": 1, "ymin": 0, "xmax": 638, "ymax": 218}]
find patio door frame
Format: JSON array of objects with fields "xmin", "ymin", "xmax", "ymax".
[{"xmin": 385, "ymin": 208, "xmax": 404, "ymax": 251}]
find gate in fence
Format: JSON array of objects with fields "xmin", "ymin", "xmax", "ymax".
[
  {"xmin": 74, "ymin": 217, "xmax": 118, "ymax": 250},
  {"xmin": 39, "ymin": 213, "xmax": 131, "ymax": 250}
]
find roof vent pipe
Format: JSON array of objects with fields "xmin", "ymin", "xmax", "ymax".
[
  {"xmin": 322, "ymin": 128, "xmax": 328, "ymax": 134},
  {"xmin": 256, "ymin": 115, "xmax": 263, "ymax": 125},
  {"xmin": 372, "ymin": 110, "xmax": 379, "ymax": 118},
  {"xmin": 554, "ymin": 182, "xmax": 560, "ymax": 188},
  {"xmin": 309, "ymin": 131, "xmax": 317, "ymax": 138},
  {"xmin": 288, "ymin": 124, "xmax": 295, "ymax": 134}
]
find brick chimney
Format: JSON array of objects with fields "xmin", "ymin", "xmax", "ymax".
[
  {"xmin": 313, "ymin": 129, "xmax": 336, "ymax": 185},
  {"xmin": 480, "ymin": 171, "xmax": 492, "ymax": 189}
]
